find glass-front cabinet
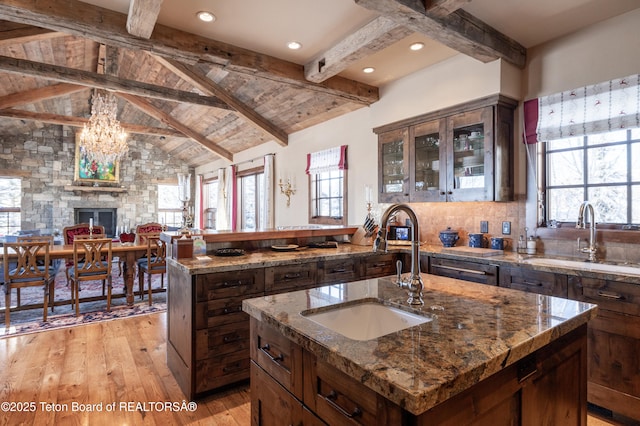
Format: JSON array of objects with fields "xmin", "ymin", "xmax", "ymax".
[
  {"xmin": 378, "ymin": 128, "xmax": 409, "ymax": 203},
  {"xmin": 376, "ymin": 95, "xmax": 517, "ymax": 203}
]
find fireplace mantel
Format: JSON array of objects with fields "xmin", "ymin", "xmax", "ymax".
[{"xmin": 64, "ymin": 185, "xmax": 126, "ymax": 193}]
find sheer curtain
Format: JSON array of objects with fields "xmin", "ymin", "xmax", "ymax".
[
  {"xmin": 215, "ymin": 165, "xmax": 237, "ymax": 231},
  {"xmin": 261, "ymin": 154, "xmax": 275, "ymax": 229}
]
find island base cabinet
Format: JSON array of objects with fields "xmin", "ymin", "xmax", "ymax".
[
  {"xmin": 416, "ymin": 325, "xmax": 587, "ymax": 425},
  {"xmin": 250, "ymin": 362, "xmax": 326, "ymax": 426},
  {"xmin": 250, "ymin": 319, "xmax": 588, "ymax": 426}
]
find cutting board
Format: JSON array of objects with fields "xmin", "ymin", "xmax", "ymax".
[{"xmin": 441, "ymin": 246, "xmax": 503, "ymax": 257}]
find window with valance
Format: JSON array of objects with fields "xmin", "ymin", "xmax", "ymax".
[
  {"xmin": 307, "ymin": 145, "xmax": 348, "ymax": 225},
  {"xmin": 523, "ymin": 74, "xmax": 640, "ymax": 227}
]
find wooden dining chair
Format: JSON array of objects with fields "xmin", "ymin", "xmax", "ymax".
[
  {"xmin": 3, "ymin": 240, "xmax": 55, "ymax": 327},
  {"xmin": 62, "ymin": 223, "xmax": 105, "ymax": 287},
  {"xmin": 68, "ymin": 237, "xmax": 112, "ymax": 316},
  {"xmin": 135, "ymin": 223, "xmax": 163, "ymax": 245},
  {"xmin": 16, "ymin": 235, "xmax": 57, "ymax": 311},
  {"xmin": 137, "ymin": 234, "xmax": 166, "ymax": 306}
]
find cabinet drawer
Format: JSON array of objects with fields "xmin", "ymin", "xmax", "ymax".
[
  {"xmin": 194, "ymin": 350, "xmax": 251, "ymax": 394},
  {"xmin": 499, "ymin": 266, "xmax": 567, "ymax": 297},
  {"xmin": 303, "ymin": 353, "xmax": 402, "ymax": 426},
  {"xmin": 195, "ymin": 321, "xmax": 250, "ymax": 360},
  {"xmin": 195, "ymin": 295, "xmax": 254, "ymax": 330},
  {"xmin": 250, "ymin": 318, "xmax": 303, "ymax": 399},
  {"xmin": 196, "ymin": 269, "xmax": 265, "ymax": 301},
  {"xmin": 361, "ymin": 253, "xmax": 398, "ymax": 278},
  {"xmin": 265, "ymin": 263, "xmax": 317, "ymax": 294},
  {"xmin": 430, "ymin": 257, "xmax": 498, "ymax": 285},
  {"xmin": 568, "ymin": 276, "xmax": 640, "ymax": 316},
  {"xmin": 318, "ymin": 258, "xmax": 359, "ymax": 284}
]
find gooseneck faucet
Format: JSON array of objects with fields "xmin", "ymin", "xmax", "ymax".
[
  {"xmin": 576, "ymin": 200, "xmax": 597, "ymax": 262},
  {"xmin": 373, "ymin": 204, "xmax": 424, "ymax": 305}
]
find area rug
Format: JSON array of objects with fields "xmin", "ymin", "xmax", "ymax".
[{"xmin": 1, "ymin": 263, "xmax": 166, "ymax": 338}]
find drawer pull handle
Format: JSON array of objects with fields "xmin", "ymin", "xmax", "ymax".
[
  {"xmin": 596, "ymin": 291, "xmax": 624, "ymax": 300},
  {"xmin": 522, "ymin": 280, "xmax": 543, "ymax": 287},
  {"xmin": 283, "ymin": 273, "xmax": 301, "ymax": 279},
  {"xmin": 260, "ymin": 344, "xmax": 284, "ymax": 363},
  {"xmin": 222, "ymin": 306, "xmax": 242, "ymax": 314},
  {"xmin": 331, "ymin": 268, "xmax": 347, "ymax": 273},
  {"xmin": 372, "ymin": 263, "xmax": 387, "ymax": 268},
  {"xmin": 223, "ymin": 334, "xmax": 241, "ymax": 343},
  {"xmin": 222, "ymin": 280, "xmax": 244, "ymax": 287},
  {"xmin": 436, "ymin": 264, "xmax": 487, "ymax": 275},
  {"xmin": 325, "ymin": 390, "xmax": 362, "ymax": 419}
]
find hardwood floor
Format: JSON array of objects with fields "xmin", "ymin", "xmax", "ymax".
[
  {"xmin": 0, "ymin": 313, "xmax": 250, "ymax": 425},
  {"xmin": 0, "ymin": 312, "xmax": 632, "ymax": 425}
]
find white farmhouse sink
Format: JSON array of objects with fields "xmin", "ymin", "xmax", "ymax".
[
  {"xmin": 303, "ymin": 302, "xmax": 431, "ymax": 341},
  {"xmin": 521, "ymin": 257, "xmax": 640, "ymax": 277}
]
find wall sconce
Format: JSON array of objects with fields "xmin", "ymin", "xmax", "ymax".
[{"xmin": 279, "ymin": 178, "xmax": 296, "ymax": 207}]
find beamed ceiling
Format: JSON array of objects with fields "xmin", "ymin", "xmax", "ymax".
[{"xmin": 0, "ymin": 0, "xmax": 637, "ymax": 167}]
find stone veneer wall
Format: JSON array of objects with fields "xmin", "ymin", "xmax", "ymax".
[{"xmin": 0, "ymin": 125, "xmax": 192, "ymax": 234}]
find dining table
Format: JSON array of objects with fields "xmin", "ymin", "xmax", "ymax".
[{"xmin": 1, "ymin": 241, "xmax": 149, "ymax": 307}]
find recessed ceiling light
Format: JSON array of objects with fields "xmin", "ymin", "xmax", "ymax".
[
  {"xmin": 287, "ymin": 41, "xmax": 302, "ymax": 50},
  {"xmin": 410, "ymin": 42, "xmax": 425, "ymax": 51},
  {"xmin": 196, "ymin": 11, "xmax": 215, "ymax": 22},
  {"xmin": 363, "ymin": 67, "xmax": 375, "ymax": 74}
]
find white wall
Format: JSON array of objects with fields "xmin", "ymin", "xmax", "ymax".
[{"xmin": 197, "ymin": 7, "xmax": 640, "ymax": 230}]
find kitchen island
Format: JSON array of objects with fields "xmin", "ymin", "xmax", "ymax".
[{"xmin": 243, "ymin": 273, "xmax": 597, "ymax": 425}]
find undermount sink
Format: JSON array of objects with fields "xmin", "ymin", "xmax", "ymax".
[
  {"xmin": 302, "ymin": 302, "xmax": 431, "ymax": 341},
  {"xmin": 521, "ymin": 257, "xmax": 640, "ymax": 277}
]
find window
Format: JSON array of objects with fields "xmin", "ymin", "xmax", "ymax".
[
  {"xmin": 157, "ymin": 184, "xmax": 182, "ymax": 228},
  {"xmin": 0, "ymin": 177, "xmax": 21, "ymax": 235},
  {"xmin": 238, "ymin": 167, "xmax": 264, "ymax": 230},
  {"xmin": 309, "ymin": 170, "xmax": 346, "ymax": 225},
  {"xmin": 541, "ymin": 128, "xmax": 640, "ymax": 226}
]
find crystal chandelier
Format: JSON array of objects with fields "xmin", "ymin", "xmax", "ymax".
[{"xmin": 80, "ymin": 89, "xmax": 128, "ymax": 164}]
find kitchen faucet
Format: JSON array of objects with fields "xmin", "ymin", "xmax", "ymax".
[
  {"xmin": 373, "ymin": 203, "xmax": 424, "ymax": 305},
  {"xmin": 576, "ymin": 200, "xmax": 597, "ymax": 262}
]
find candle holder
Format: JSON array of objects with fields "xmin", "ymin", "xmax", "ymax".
[
  {"xmin": 178, "ymin": 173, "xmax": 192, "ymax": 234},
  {"xmin": 279, "ymin": 178, "xmax": 296, "ymax": 207}
]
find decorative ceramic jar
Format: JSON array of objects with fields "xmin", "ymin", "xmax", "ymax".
[{"xmin": 439, "ymin": 227, "xmax": 459, "ymax": 247}]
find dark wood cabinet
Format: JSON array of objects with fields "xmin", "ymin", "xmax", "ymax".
[
  {"xmin": 250, "ymin": 317, "xmax": 588, "ymax": 425},
  {"xmin": 265, "ymin": 262, "xmax": 317, "ymax": 294},
  {"xmin": 499, "ymin": 265, "xmax": 568, "ymax": 297},
  {"xmin": 568, "ymin": 275, "xmax": 640, "ymax": 421},
  {"xmin": 375, "ymin": 95, "xmax": 517, "ymax": 203},
  {"xmin": 167, "ymin": 267, "xmax": 265, "ymax": 400},
  {"xmin": 168, "ymin": 251, "xmax": 400, "ymax": 399},
  {"xmin": 429, "ymin": 256, "xmax": 498, "ymax": 286}
]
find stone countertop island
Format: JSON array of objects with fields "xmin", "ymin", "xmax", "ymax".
[{"xmin": 243, "ymin": 273, "xmax": 597, "ymax": 423}]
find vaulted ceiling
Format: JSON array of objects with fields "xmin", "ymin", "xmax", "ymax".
[{"xmin": 0, "ymin": 0, "xmax": 637, "ymax": 167}]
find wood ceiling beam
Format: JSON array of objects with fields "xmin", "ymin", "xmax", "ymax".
[
  {"xmin": 424, "ymin": 0, "xmax": 470, "ymax": 18},
  {"xmin": 154, "ymin": 56, "xmax": 289, "ymax": 147},
  {"xmin": 354, "ymin": 0, "xmax": 526, "ymax": 68},
  {"xmin": 0, "ymin": 108, "xmax": 187, "ymax": 137},
  {"xmin": 117, "ymin": 93, "xmax": 234, "ymax": 161},
  {"xmin": 0, "ymin": 0, "xmax": 379, "ymax": 104},
  {"xmin": 127, "ymin": 0, "xmax": 163, "ymax": 39},
  {"xmin": 0, "ymin": 20, "xmax": 63, "ymax": 45},
  {"xmin": 0, "ymin": 83, "xmax": 86, "ymax": 109},
  {"xmin": 0, "ymin": 55, "xmax": 233, "ymax": 110},
  {"xmin": 304, "ymin": 16, "xmax": 413, "ymax": 83}
]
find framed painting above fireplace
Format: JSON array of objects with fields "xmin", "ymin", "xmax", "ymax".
[{"xmin": 74, "ymin": 136, "xmax": 120, "ymax": 184}]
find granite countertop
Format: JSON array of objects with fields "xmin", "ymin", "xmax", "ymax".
[
  {"xmin": 169, "ymin": 243, "xmax": 377, "ymax": 274},
  {"xmin": 242, "ymin": 274, "xmax": 597, "ymax": 415}
]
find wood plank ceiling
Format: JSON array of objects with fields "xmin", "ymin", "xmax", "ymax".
[{"xmin": 0, "ymin": 0, "xmax": 525, "ymax": 168}]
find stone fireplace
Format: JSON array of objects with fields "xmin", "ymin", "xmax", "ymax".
[{"xmin": 74, "ymin": 208, "xmax": 117, "ymax": 237}]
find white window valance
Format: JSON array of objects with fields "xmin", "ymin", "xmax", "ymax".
[
  {"xmin": 536, "ymin": 74, "xmax": 640, "ymax": 141},
  {"xmin": 305, "ymin": 145, "xmax": 347, "ymax": 174}
]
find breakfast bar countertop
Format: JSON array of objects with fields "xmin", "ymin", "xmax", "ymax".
[{"xmin": 242, "ymin": 274, "xmax": 597, "ymax": 415}]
